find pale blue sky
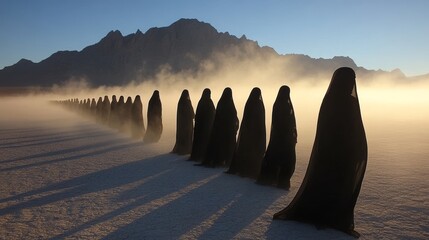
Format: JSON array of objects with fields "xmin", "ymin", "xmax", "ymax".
[{"xmin": 0, "ymin": 0, "xmax": 428, "ymax": 76}]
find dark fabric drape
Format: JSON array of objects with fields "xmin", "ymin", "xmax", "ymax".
[
  {"xmin": 273, "ymin": 67, "xmax": 368, "ymax": 237},
  {"xmin": 200, "ymin": 87, "xmax": 239, "ymax": 167},
  {"xmin": 172, "ymin": 90, "xmax": 195, "ymax": 155},
  {"xmin": 131, "ymin": 95, "xmax": 145, "ymax": 139},
  {"xmin": 257, "ymin": 85, "xmax": 297, "ymax": 189},
  {"xmin": 227, "ymin": 87, "xmax": 266, "ymax": 179},
  {"xmin": 189, "ymin": 88, "xmax": 216, "ymax": 162},
  {"xmin": 144, "ymin": 90, "xmax": 163, "ymax": 143}
]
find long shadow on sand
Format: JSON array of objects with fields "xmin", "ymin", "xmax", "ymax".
[
  {"xmin": 0, "ymin": 138, "xmax": 127, "ymax": 164},
  {"xmin": 0, "ymin": 147, "xmax": 351, "ymax": 239},
  {"xmin": 0, "ymin": 141, "xmax": 142, "ymax": 173},
  {"xmin": 0, "ymin": 154, "xmax": 181, "ymax": 212},
  {"xmin": 43, "ymin": 158, "xmax": 288, "ymax": 240},
  {"xmin": 0, "ymin": 130, "xmax": 111, "ymax": 149},
  {"xmin": 0, "ymin": 123, "xmax": 96, "ymax": 142},
  {"xmin": 101, "ymin": 169, "xmax": 286, "ymax": 240}
]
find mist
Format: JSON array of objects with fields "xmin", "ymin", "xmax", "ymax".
[
  {"xmin": 1, "ymin": 55, "xmax": 428, "ymax": 239},
  {"xmin": 2, "ymin": 53, "xmax": 428, "ymax": 168}
]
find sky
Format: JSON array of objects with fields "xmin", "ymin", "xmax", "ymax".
[{"xmin": 0, "ymin": 0, "xmax": 428, "ymax": 76}]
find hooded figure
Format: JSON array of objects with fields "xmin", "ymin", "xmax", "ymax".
[
  {"xmin": 73, "ymin": 98, "xmax": 79, "ymax": 111},
  {"xmin": 116, "ymin": 96, "xmax": 125, "ymax": 129},
  {"xmin": 226, "ymin": 87, "xmax": 266, "ymax": 179},
  {"xmin": 273, "ymin": 67, "xmax": 367, "ymax": 238},
  {"xmin": 109, "ymin": 95, "xmax": 120, "ymax": 129},
  {"xmin": 200, "ymin": 87, "xmax": 239, "ymax": 167},
  {"xmin": 257, "ymin": 85, "xmax": 297, "ymax": 190},
  {"xmin": 90, "ymin": 98, "xmax": 97, "ymax": 117},
  {"xmin": 95, "ymin": 97, "xmax": 103, "ymax": 123},
  {"xmin": 101, "ymin": 95, "xmax": 111, "ymax": 124},
  {"xmin": 143, "ymin": 90, "xmax": 163, "ymax": 143},
  {"xmin": 121, "ymin": 96, "xmax": 133, "ymax": 133},
  {"xmin": 189, "ymin": 88, "xmax": 216, "ymax": 162},
  {"xmin": 131, "ymin": 95, "xmax": 145, "ymax": 139},
  {"xmin": 86, "ymin": 98, "xmax": 91, "ymax": 114},
  {"xmin": 171, "ymin": 89, "xmax": 195, "ymax": 155}
]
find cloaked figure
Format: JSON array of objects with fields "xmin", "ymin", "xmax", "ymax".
[
  {"xmin": 171, "ymin": 89, "xmax": 195, "ymax": 155},
  {"xmin": 90, "ymin": 98, "xmax": 97, "ymax": 117},
  {"xmin": 101, "ymin": 96, "xmax": 111, "ymax": 125},
  {"xmin": 273, "ymin": 67, "xmax": 367, "ymax": 238},
  {"xmin": 257, "ymin": 85, "xmax": 297, "ymax": 190},
  {"xmin": 143, "ymin": 90, "xmax": 163, "ymax": 143},
  {"xmin": 109, "ymin": 95, "xmax": 120, "ymax": 129},
  {"xmin": 116, "ymin": 96, "xmax": 125, "ymax": 128},
  {"xmin": 95, "ymin": 97, "xmax": 103, "ymax": 123},
  {"xmin": 226, "ymin": 87, "xmax": 266, "ymax": 179},
  {"xmin": 121, "ymin": 97, "xmax": 133, "ymax": 133},
  {"xmin": 86, "ymin": 98, "xmax": 91, "ymax": 114},
  {"xmin": 130, "ymin": 95, "xmax": 145, "ymax": 139},
  {"xmin": 200, "ymin": 87, "xmax": 239, "ymax": 167},
  {"xmin": 189, "ymin": 88, "xmax": 216, "ymax": 162}
]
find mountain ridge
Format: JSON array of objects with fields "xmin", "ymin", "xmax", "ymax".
[{"xmin": 0, "ymin": 18, "xmax": 414, "ymax": 87}]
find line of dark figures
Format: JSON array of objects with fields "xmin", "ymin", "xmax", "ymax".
[
  {"xmin": 55, "ymin": 91, "xmax": 163, "ymax": 144},
  {"xmin": 55, "ymin": 67, "xmax": 367, "ymax": 237}
]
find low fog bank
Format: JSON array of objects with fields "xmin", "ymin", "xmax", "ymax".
[
  {"xmin": 2, "ymin": 66, "xmax": 428, "ymax": 161},
  {"xmin": 2, "ymin": 50, "xmax": 428, "ymax": 155}
]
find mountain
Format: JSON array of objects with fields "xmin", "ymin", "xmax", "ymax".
[{"xmin": 0, "ymin": 18, "xmax": 414, "ymax": 87}]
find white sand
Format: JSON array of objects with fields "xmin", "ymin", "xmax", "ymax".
[{"xmin": 0, "ymin": 98, "xmax": 428, "ymax": 240}]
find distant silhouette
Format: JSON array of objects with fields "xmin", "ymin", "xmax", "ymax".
[
  {"xmin": 189, "ymin": 88, "xmax": 216, "ymax": 162},
  {"xmin": 109, "ymin": 95, "xmax": 120, "ymax": 129},
  {"xmin": 95, "ymin": 97, "xmax": 103, "ymax": 123},
  {"xmin": 257, "ymin": 85, "xmax": 297, "ymax": 190},
  {"xmin": 273, "ymin": 67, "xmax": 368, "ymax": 238},
  {"xmin": 131, "ymin": 95, "xmax": 145, "ymax": 139},
  {"xmin": 172, "ymin": 90, "xmax": 195, "ymax": 155},
  {"xmin": 90, "ymin": 98, "xmax": 97, "ymax": 116},
  {"xmin": 74, "ymin": 99, "xmax": 79, "ymax": 111},
  {"xmin": 143, "ymin": 90, "xmax": 163, "ymax": 144},
  {"xmin": 200, "ymin": 87, "xmax": 239, "ymax": 167},
  {"xmin": 86, "ymin": 98, "xmax": 91, "ymax": 114},
  {"xmin": 101, "ymin": 96, "xmax": 111, "ymax": 124},
  {"xmin": 121, "ymin": 97, "xmax": 133, "ymax": 133},
  {"xmin": 226, "ymin": 87, "xmax": 266, "ymax": 179},
  {"xmin": 116, "ymin": 96, "xmax": 125, "ymax": 129}
]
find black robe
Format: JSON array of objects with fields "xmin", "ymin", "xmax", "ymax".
[
  {"xmin": 200, "ymin": 87, "xmax": 239, "ymax": 167},
  {"xmin": 189, "ymin": 88, "xmax": 216, "ymax": 162},
  {"xmin": 121, "ymin": 97, "xmax": 133, "ymax": 133},
  {"xmin": 74, "ymin": 98, "xmax": 79, "ymax": 111},
  {"xmin": 171, "ymin": 90, "xmax": 195, "ymax": 155},
  {"xmin": 257, "ymin": 85, "xmax": 297, "ymax": 190},
  {"xmin": 143, "ymin": 90, "xmax": 163, "ymax": 144},
  {"xmin": 131, "ymin": 95, "xmax": 145, "ymax": 139},
  {"xmin": 90, "ymin": 98, "xmax": 97, "ymax": 117},
  {"xmin": 227, "ymin": 87, "xmax": 266, "ymax": 179},
  {"xmin": 85, "ymin": 98, "xmax": 91, "ymax": 114},
  {"xmin": 95, "ymin": 97, "xmax": 103, "ymax": 123},
  {"xmin": 109, "ymin": 95, "xmax": 120, "ymax": 129},
  {"xmin": 116, "ymin": 96, "xmax": 125, "ymax": 130},
  {"xmin": 101, "ymin": 96, "xmax": 111, "ymax": 125},
  {"xmin": 273, "ymin": 67, "xmax": 368, "ymax": 237}
]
